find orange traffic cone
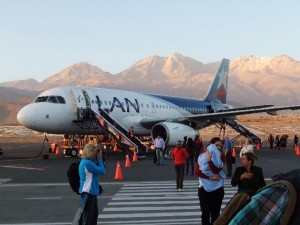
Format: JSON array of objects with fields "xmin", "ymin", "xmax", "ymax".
[
  {"xmin": 256, "ymin": 143, "xmax": 260, "ymax": 150},
  {"xmin": 133, "ymin": 151, "xmax": 138, "ymax": 162},
  {"xmin": 114, "ymin": 161, "xmax": 123, "ymax": 180},
  {"xmin": 125, "ymin": 154, "xmax": 131, "ymax": 167},
  {"xmin": 232, "ymin": 148, "xmax": 236, "ymax": 157},
  {"xmin": 296, "ymin": 146, "xmax": 300, "ymax": 156},
  {"xmin": 113, "ymin": 144, "xmax": 118, "ymax": 152},
  {"xmin": 55, "ymin": 144, "xmax": 60, "ymax": 154}
]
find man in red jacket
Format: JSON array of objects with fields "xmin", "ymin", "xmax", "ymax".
[{"xmin": 172, "ymin": 140, "xmax": 189, "ymax": 191}]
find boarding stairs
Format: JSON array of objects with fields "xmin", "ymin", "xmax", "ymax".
[
  {"xmin": 91, "ymin": 108, "xmax": 147, "ymax": 157},
  {"xmin": 225, "ymin": 119, "xmax": 261, "ymax": 144}
]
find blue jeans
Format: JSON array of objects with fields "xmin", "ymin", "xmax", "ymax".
[{"xmin": 156, "ymin": 148, "xmax": 164, "ymax": 165}]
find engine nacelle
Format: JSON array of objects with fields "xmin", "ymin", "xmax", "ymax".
[{"xmin": 151, "ymin": 122, "xmax": 199, "ymax": 146}]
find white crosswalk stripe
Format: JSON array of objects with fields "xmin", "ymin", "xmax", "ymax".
[{"xmin": 98, "ymin": 180, "xmax": 238, "ymax": 225}]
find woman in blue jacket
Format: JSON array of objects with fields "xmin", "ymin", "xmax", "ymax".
[{"xmin": 79, "ymin": 143, "xmax": 106, "ymax": 225}]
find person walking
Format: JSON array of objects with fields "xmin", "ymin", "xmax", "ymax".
[
  {"xmin": 194, "ymin": 135, "xmax": 203, "ymax": 161},
  {"xmin": 223, "ymin": 133, "xmax": 233, "ymax": 177},
  {"xmin": 231, "ymin": 152, "xmax": 266, "ymax": 196},
  {"xmin": 172, "ymin": 140, "xmax": 189, "ymax": 191},
  {"xmin": 239, "ymin": 138, "xmax": 254, "ymax": 158},
  {"xmin": 154, "ymin": 134, "xmax": 165, "ymax": 165},
  {"xmin": 268, "ymin": 133, "xmax": 274, "ymax": 149},
  {"xmin": 79, "ymin": 144, "xmax": 106, "ymax": 225},
  {"xmin": 185, "ymin": 137, "xmax": 195, "ymax": 175},
  {"xmin": 198, "ymin": 137, "xmax": 226, "ymax": 225},
  {"xmin": 294, "ymin": 135, "xmax": 299, "ymax": 148},
  {"xmin": 275, "ymin": 135, "xmax": 280, "ymax": 150},
  {"xmin": 128, "ymin": 127, "xmax": 135, "ymax": 142}
]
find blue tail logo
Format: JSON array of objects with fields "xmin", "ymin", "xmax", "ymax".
[{"xmin": 204, "ymin": 58, "xmax": 230, "ymax": 104}]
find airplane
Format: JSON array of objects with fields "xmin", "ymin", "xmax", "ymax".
[{"xmin": 17, "ymin": 58, "xmax": 300, "ymax": 155}]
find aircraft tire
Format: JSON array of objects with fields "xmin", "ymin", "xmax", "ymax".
[{"xmin": 70, "ymin": 148, "xmax": 78, "ymax": 157}]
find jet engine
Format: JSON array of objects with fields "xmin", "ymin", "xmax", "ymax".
[{"xmin": 151, "ymin": 122, "xmax": 199, "ymax": 146}]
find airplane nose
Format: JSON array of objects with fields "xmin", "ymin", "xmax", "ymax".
[{"xmin": 17, "ymin": 104, "xmax": 37, "ymax": 128}]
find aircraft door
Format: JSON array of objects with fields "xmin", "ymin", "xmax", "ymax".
[
  {"xmin": 82, "ymin": 90, "xmax": 91, "ymax": 109},
  {"xmin": 72, "ymin": 89, "xmax": 89, "ymax": 120}
]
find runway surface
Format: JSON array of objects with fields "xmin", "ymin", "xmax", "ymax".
[{"xmin": 0, "ymin": 142, "xmax": 299, "ymax": 224}]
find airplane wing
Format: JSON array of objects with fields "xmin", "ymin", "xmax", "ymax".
[
  {"xmin": 140, "ymin": 105, "xmax": 300, "ymax": 128},
  {"xmin": 185, "ymin": 105, "xmax": 300, "ymax": 120}
]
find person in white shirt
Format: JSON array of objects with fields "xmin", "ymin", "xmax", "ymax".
[
  {"xmin": 239, "ymin": 138, "xmax": 254, "ymax": 158},
  {"xmin": 154, "ymin": 134, "xmax": 165, "ymax": 165}
]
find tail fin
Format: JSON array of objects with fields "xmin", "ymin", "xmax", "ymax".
[{"xmin": 204, "ymin": 58, "xmax": 230, "ymax": 104}]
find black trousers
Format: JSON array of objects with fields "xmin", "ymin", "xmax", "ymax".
[
  {"xmin": 198, "ymin": 187, "xmax": 224, "ymax": 225},
  {"xmin": 225, "ymin": 152, "xmax": 232, "ymax": 176},
  {"xmin": 79, "ymin": 193, "xmax": 98, "ymax": 225},
  {"xmin": 174, "ymin": 164, "xmax": 185, "ymax": 189},
  {"xmin": 185, "ymin": 156, "xmax": 194, "ymax": 174}
]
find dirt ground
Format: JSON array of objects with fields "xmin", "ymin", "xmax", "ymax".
[{"xmin": 0, "ymin": 114, "xmax": 300, "ymax": 144}]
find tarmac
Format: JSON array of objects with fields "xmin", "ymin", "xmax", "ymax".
[{"xmin": 0, "ymin": 141, "xmax": 300, "ymax": 224}]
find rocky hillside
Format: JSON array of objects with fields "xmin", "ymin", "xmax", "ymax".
[{"xmin": 1, "ymin": 53, "xmax": 300, "ymax": 125}]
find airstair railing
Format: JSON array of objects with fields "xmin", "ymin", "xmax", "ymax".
[{"xmin": 91, "ymin": 109, "xmax": 140, "ymax": 153}]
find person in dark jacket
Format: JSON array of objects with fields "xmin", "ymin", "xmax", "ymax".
[
  {"xmin": 294, "ymin": 135, "xmax": 299, "ymax": 147},
  {"xmin": 268, "ymin": 133, "xmax": 274, "ymax": 149},
  {"xmin": 194, "ymin": 135, "xmax": 203, "ymax": 161},
  {"xmin": 223, "ymin": 133, "xmax": 233, "ymax": 176},
  {"xmin": 231, "ymin": 152, "xmax": 266, "ymax": 196},
  {"xmin": 185, "ymin": 137, "xmax": 195, "ymax": 175}
]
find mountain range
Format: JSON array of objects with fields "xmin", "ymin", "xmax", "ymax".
[{"xmin": 1, "ymin": 53, "xmax": 300, "ymax": 125}]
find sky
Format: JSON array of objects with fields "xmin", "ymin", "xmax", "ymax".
[{"xmin": 0, "ymin": 0, "xmax": 300, "ymax": 83}]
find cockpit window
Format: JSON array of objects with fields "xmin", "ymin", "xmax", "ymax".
[
  {"xmin": 34, "ymin": 95, "xmax": 66, "ymax": 104},
  {"xmin": 57, "ymin": 96, "xmax": 66, "ymax": 104},
  {"xmin": 48, "ymin": 96, "xmax": 58, "ymax": 103},
  {"xmin": 34, "ymin": 96, "xmax": 49, "ymax": 103}
]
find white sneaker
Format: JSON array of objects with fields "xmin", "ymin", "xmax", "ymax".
[{"xmin": 178, "ymin": 188, "xmax": 182, "ymax": 191}]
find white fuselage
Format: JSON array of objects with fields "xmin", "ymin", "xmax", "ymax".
[{"xmin": 17, "ymin": 86, "xmax": 231, "ymax": 135}]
